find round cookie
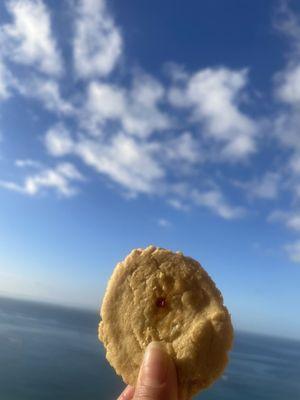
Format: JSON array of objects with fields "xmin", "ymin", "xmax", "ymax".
[{"xmin": 98, "ymin": 246, "xmax": 233, "ymax": 399}]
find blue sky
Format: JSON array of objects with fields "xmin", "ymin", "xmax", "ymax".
[{"xmin": 0, "ymin": 0, "xmax": 300, "ymax": 339}]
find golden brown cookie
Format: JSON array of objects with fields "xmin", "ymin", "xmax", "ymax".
[{"xmin": 98, "ymin": 245, "xmax": 233, "ymax": 399}]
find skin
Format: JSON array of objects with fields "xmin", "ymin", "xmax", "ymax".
[{"xmin": 117, "ymin": 342, "xmax": 178, "ymax": 400}]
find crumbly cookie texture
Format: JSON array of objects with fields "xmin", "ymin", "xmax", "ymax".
[{"xmin": 99, "ymin": 245, "xmax": 233, "ymax": 399}]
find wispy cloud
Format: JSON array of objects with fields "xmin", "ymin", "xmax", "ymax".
[
  {"xmin": 0, "ymin": 0, "xmax": 63, "ymax": 76},
  {"xmin": 169, "ymin": 67, "xmax": 258, "ymax": 160},
  {"xmin": 16, "ymin": 77, "xmax": 74, "ymax": 114},
  {"xmin": 0, "ymin": 58, "xmax": 12, "ymax": 99},
  {"xmin": 192, "ymin": 188, "xmax": 245, "ymax": 219},
  {"xmin": 73, "ymin": 0, "xmax": 122, "ymax": 79},
  {"xmin": 0, "ymin": 162, "xmax": 84, "ymax": 197},
  {"xmin": 15, "ymin": 159, "xmax": 42, "ymax": 168},
  {"xmin": 269, "ymin": 210, "xmax": 300, "ymax": 232},
  {"xmin": 236, "ymin": 172, "xmax": 281, "ymax": 200},
  {"xmin": 82, "ymin": 74, "xmax": 171, "ymax": 137},
  {"xmin": 272, "ymin": 1, "xmax": 300, "ymax": 245},
  {"xmin": 45, "ymin": 126, "xmax": 165, "ymax": 194},
  {"xmin": 285, "ymin": 240, "xmax": 300, "ymax": 263},
  {"xmin": 44, "ymin": 122, "xmax": 243, "ymax": 218},
  {"xmin": 45, "ymin": 124, "xmax": 75, "ymax": 156},
  {"xmin": 157, "ymin": 218, "xmax": 171, "ymax": 228}
]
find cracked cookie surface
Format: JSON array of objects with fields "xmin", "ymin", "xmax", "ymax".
[{"xmin": 98, "ymin": 245, "xmax": 233, "ymax": 399}]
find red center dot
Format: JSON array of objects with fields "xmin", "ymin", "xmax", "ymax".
[{"xmin": 156, "ymin": 297, "xmax": 166, "ymax": 308}]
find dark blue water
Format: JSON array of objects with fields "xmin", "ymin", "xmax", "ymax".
[{"xmin": 0, "ymin": 297, "xmax": 299, "ymax": 399}]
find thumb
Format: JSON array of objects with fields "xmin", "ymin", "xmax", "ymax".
[{"xmin": 133, "ymin": 342, "xmax": 178, "ymax": 400}]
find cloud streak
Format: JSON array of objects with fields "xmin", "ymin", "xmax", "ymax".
[
  {"xmin": 0, "ymin": 0, "xmax": 63, "ymax": 75},
  {"xmin": 0, "ymin": 163, "xmax": 84, "ymax": 197},
  {"xmin": 169, "ymin": 67, "xmax": 258, "ymax": 160},
  {"xmin": 73, "ymin": 0, "xmax": 122, "ymax": 79}
]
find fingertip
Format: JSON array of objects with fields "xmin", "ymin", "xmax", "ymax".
[
  {"xmin": 118, "ymin": 385, "xmax": 135, "ymax": 400},
  {"xmin": 134, "ymin": 341, "xmax": 178, "ymax": 400}
]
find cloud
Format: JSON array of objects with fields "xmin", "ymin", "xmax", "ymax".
[
  {"xmin": 169, "ymin": 67, "xmax": 258, "ymax": 160},
  {"xmin": 284, "ymin": 240, "xmax": 300, "ymax": 263},
  {"xmin": 192, "ymin": 188, "xmax": 245, "ymax": 219},
  {"xmin": 167, "ymin": 198, "xmax": 189, "ymax": 211},
  {"xmin": 45, "ymin": 125, "xmax": 165, "ymax": 194},
  {"xmin": 44, "ymin": 121, "xmax": 245, "ymax": 218},
  {"xmin": 273, "ymin": 0, "xmax": 300, "ymax": 53},
  {"xmin": 1, "ymin": 0, "xmax": 63, "ymax": 76},
  {"xmin": 15, "ymin": 159, "xmax": 42, "ymax": 168},
  {"xmin": 274, "ymin": 110, "xmax": 300, "ymax": 150},
  {"xmin": 45, "ymin": 124, "xmax": 75, "ymax": 156},
  {"xmin": 237, "ymin": 172, "xmax": 281, "ymax": 200},
  {"xmin": 0, "ymin": 59, "xmax": 12, "ymax": 99},
  {"xmin": 275, "ymin": 64, "xmax": 300, "ymax": 105},
  {"xmin": 157, "ymin": 218, "xmax": 171, "ymax": 228},
  {"xmin": 269, "ymin": 210, "xmax": 300, "ymax": 231},
  {"xmin": 273, "ymin": 1, "xmax": 300, "ymax": 138},
  {"xmin": 76, "ymin": 134, "xmax": 166, "ymax": 194},
  {"xmin": 272, "ymin": 2, "xmax": 300, "ymax": 206},
  {"xmin": 82, "ymin": 74, "xmax": 171, "ymax": 137},
  {"xmin": 164, "ymin": 132, "xmax": 200, "ymax": 163},
  {"xmin": 73, "ymin": 0, "xmax": 122, "ymax": 79},
  {"xmin": 289, "ymin": 154, "xmax": 300, "ymax": 175},
  {"xmin": 16, "ymin": 77, "xmax": 74, "ymax": 114},
  {"xmin": 0, "ymin": 162, "xmax": 84, "ymax": 197}
]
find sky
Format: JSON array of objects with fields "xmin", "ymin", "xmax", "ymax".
[{"xmin": 0, "ymin": 0, "xmax": 300, "ymax": 340}]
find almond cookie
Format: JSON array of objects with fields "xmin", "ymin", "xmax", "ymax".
[{"xmin": 98, "ymin": 245, "xmax": 233, "ymax": 399}]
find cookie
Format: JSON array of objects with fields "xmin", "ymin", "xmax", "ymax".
[{"xmin": 98, "ymin": 245, "xmax": 233, "ymax": 399}]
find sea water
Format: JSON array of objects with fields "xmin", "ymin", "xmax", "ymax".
[{"xmin": 0, "ymin": 296, "xmax": 299, "ymax": 400}]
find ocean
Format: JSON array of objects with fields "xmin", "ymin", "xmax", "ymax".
[{"xmin": 0, "ymin": 296, "xmax": 299, "ymax": 400}]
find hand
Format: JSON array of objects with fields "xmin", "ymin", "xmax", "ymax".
[{"xmin": 117, "ymin": 342, "xmax": 178, "ymax": 400}]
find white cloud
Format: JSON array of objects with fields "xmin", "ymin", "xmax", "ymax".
[
  {"xmin": 275, "ymin": 64, "xmax": 300, "ymax": 105},
  {"xmin": 83, "ymin": 81, "xmax": 124, "ymax": 132},
  {"xmin": 43, "ymin": 120, "xmax": 206, "ymax": 196},
  {"xmin": 15, "ymin": 159, "xmax": 42, "ymax": 168},
  {"xmin": 274, "ymin": 108, "xmax": 300, "ymax": 151},
  {"xmin": 164, "ymin": 62, "xmax": 189, "ymax": 82},
  {"xmin": 273, "ymin": 0, "xmax": 300, "ymax": 54},
  {"xmin": 269, "ymin": 210, "xmax": 300, "ymax": 232},
  {"xmin": 272, "ymin": 3, "xmax": 300, "ymax": 206},
  {"xmin": 164, "ymin": 132, "xmax": 200, "ymax": 163},
  {"xmin": 45, "ymin": 124, "xmax": 75, "ymax": 156},
  {"xmin": 73, "ymin": 0, "xmax": 122, "ymax": 79},
  {"xmin": 285, "ymin": 240, "xmax": 300, "ymax": 263},
  {"xmin": 157, "ymin": 218, "xmax": 171, "ymax": 228},
  {"xmin": 1, "ymin": 0, "xmax": 63, "ymax": 76},
  {"xmin": 237, "ymin": 172, "xmax": 281, "ymax": 200},
  {"xmin": 43, "ymin": 121, "xmax": 244, "ymax": 217},
  {"xmin": 44, "ymin": 126, "xmax": 165, "ymax": 194},
  {"xmin": 123, "ymin": 74, "xmax": 170, "ymax": 136},
  {"xmin": 0, "ymin": 162, "xmax": 84, "ymax": 197},
  {"xmin": 192, "ymin": 188, "xmax": 245, "ymax": 219},
  {"xmin": 0, "ymin": 59, "xmax": 12, "ymax": 99},
  {"xmin": 169, "ymin": 67, "xmax": 258, "ymax": 160},
  {"xmin": 167, "ymin": 198, "xmax": 189, "ymax": 211},
  {"xmin": 287, "ymin": 215, "xmax": 300, "ymax": 231},
  {"xmin": 273, "ymin": 2, "xmax": 300, "ymax": 147},
  {"xmin": 83, "ymin": 75, "xmax": 171, "ymax": 137},
  {"xmin": 75, "ymin": 134, "xmax": 165, "ymax": 194},
  {"xmin": 16, "ymin": 78, "xmax": 74, "ymax": 114},
  {"xmin": 289, "ymin": 154, "xmax": 300, "ymax": 175}
]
